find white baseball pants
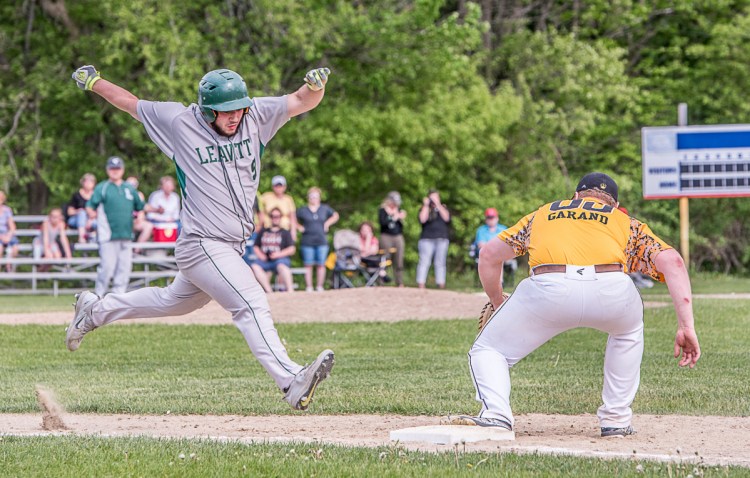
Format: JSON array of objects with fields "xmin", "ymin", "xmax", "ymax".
[
  {"xmin": 95, "ymin": 240, "xmax": 133, "ymax": 297},
  {"xmin": 89, "ymin": 236, "xmax": 303, "ymax": 390},
  {"xmin": 469, "ymin": 265, "xmax": 644, "ymax": 428}
]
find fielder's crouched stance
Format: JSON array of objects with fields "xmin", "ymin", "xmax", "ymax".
[
  {"xmin": 66, "ymin": 65, "xmax": 334, "ymax": 410},
  {"xmin": 455, "ymin": 173, "xmax": 701, "ymax": 437}
]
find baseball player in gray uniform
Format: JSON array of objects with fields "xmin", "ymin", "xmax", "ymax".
[{"xmin": 67, "ymin": 65, "xmax": 334, "ymax": 410}]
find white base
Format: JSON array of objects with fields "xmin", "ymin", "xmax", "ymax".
[{"xmin": 390, "ymin": 425, "xmax": 515, "ymax": 445}]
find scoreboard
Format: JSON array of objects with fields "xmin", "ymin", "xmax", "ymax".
[{"xmin": 641, "ymin": 124, "xmax": 750, "ymax": 199}]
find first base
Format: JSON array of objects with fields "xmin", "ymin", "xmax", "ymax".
[{"xmin": 390, "ymin": 425, "xmax": 515, "ymax": 445}]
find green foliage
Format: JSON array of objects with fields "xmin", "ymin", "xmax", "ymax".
[
  {"xmin": 1, "ymin": 0, "xmax": 750, "ymax": 272},
  {"xmin": 495, "ymin": 30, "xmax": 642, "ymax": 207}
]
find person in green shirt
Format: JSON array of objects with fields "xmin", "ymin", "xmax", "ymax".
[{"xmin": 86, "ymin": 156, "xmax": 145, "ymax": 296}]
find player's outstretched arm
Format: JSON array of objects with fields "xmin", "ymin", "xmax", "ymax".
[
  {"xmin": 478, "ymin": 237, "xmax": 516, "ymax": 308},
  {"xmin": 72, "ymin": 65, "xmax": 140, "ymax": 121},
  {"xmin": 654, "ymin": 248, "xmax": 701, "ymax": 368},
  {"xmin": 287, "ymin": 68, "xmax": 329, "ymax": 118}
]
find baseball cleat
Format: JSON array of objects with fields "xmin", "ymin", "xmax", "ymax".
[
  {"xmin": 601, "ymin": 425, "xmax": 636, "ymax": 438},
  {"xmin": 283, "ymin": 349, "xmax": 335, "ymax": 411},
  {"xmin": 65, "ymin": 291, "xmax": 99, "ymax": 352},
  {"xmin": 449, "ymin": 415, "xmax": 513, "ymax": 430}
]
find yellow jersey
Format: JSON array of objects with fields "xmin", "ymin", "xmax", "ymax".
[
  {"xmin": 498, "ymin": 197, "xmax": 672, "ymax": 281},
  {"xmin": 259, "ymin": 192, "xmax": 296, "ymax": 231}
]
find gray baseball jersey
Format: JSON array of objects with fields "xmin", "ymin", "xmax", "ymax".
[
  {"xmin": 87, "ymin": 96, "xmax": 305, "ymax": 390},
  {"xmin": 137, "ymin": 97, "xmax": 289, "ymax": 243}
]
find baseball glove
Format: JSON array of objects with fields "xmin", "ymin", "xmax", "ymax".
[{"xmin": 478, "ymin": 293, "xmax": 509, "ymax": 332}]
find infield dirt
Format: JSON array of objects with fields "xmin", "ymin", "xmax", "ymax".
[{"xmin": 0, "ymin": 286, "xmax": 669, "ymax": 326}]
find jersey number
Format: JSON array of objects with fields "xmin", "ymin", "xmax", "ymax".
[{"xmin": 550, "ymin": 199, "xmax": 613, "ymax": 213}]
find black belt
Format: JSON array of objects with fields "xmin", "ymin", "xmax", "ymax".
[{"xmin": 532, "ymin": 264, "xmax": 623, "ymax": 275}]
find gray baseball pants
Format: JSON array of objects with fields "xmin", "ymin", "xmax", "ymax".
[
  {"xmin": 96, "ymin": 240, "xmax": 133, "ymax": 297},
  {"xmin": 90, "ymin": 235, "xmax": 303, "ymax": 390}
]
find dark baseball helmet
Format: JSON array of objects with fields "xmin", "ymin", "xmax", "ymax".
[{"xmin": 198, "ymin": 69, "xmax": 253, "ymax": 122}]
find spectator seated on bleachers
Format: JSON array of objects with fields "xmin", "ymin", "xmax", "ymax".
[
  {"xmin": 249, "ymin": 208, "xmax": 296, "ymax": 293},
  {"xmin": 0, "ymin": 190, "xmax": 19, "ymax": 271},
  {"xmin": 32, "ymin": 208, "xmax": 73, "ymax": 264},
  {"xmin": 0, "ymin": 208, "xmax": 180, "ymax": 295},
  {"xmin": 65, "ymin": 173, "xmax": 97, "ymax": 243}
]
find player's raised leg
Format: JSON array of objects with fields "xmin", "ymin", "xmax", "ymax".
[
  {"xmin": 66, "ymin": 272, "xmax": 211, "ymax": 351},
  {"xmin": 179, "ymin": 237, "xmax": 334, "ymax": 409}
]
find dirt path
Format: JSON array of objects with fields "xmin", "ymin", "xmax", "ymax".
[
  {"xmin": 2, "ymin": 412, "xmax": 748, "ymax": 467},
  {"xmin": 0, "ymin": 287, "xmax": 669, "ymax": 325}
]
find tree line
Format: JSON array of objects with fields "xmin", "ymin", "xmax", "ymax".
[{"xmin": 1, "ymin": 0, "xmax": 748, "ymax": 272}]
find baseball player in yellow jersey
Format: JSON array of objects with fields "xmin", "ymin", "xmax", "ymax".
[{"xmin": 455, "ymin": 172, "xmax": 701, "ymax": 437}]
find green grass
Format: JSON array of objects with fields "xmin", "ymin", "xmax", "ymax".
[
  {"xmin": 1, "ymin": 436, "xmax": 746, "ymax": 478},
  {"xmin": 1, "ymin": 300, "xmax": 748, "ymax": 416},
  {"xmin": 0, "ymin": 295, "xmax": 77, "ymax": 313},
  {"xmin": 641, "ymin": 271, "xmax": 750, "ymax": 296}
]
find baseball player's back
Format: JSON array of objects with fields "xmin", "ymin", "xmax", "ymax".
[
  {"xmin": 67, "ymin": 65, "xmax": 336, "ymax": 411},
  {"xmin": 454, "ymin": 172, "xmax": 700, "ymax": 437},
  {"xmin": 502, "ymin": 197, "xmax": 669, "ymax": 279}
]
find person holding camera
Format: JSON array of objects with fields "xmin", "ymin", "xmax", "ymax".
[
  {"xmin": 378, "ymin": 191, "xmax": 407, "ymax": 287},
  {"xmin": 416, "ymin": 189, "xmax": 451, "ymax": 288}
]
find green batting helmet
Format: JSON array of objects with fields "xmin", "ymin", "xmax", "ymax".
[{"xmin": 198, "ymin": 69, "xmax": 253, "ymax": 122}]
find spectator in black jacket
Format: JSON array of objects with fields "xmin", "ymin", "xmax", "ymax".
[{"xmin": 378, "ymin": 191, "xmax": 406, "ymax": 287}]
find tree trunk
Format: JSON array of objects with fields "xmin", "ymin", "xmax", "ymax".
[{"xmin": 27, "ymin": 173, "xmax": 49, "ymax": 214}]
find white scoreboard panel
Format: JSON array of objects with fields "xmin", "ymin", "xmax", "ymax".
[{"xmin": 641, "ymin": 124, "xmax": 750, "ymax": 199}]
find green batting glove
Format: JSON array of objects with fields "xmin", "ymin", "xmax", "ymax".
[
  {"xmin": 72, "ymin": 65, "xmax": 102, "ymax": 91},
  {"xmin": 304, "ymin": 67, "xmax": 330, "ymax": 91}
]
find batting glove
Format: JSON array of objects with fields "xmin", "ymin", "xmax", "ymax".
[
  {"xmin": 304, "ymin": 67, "xmax": 330, "ymax": 91},
  {"xmin": 72, "ymin": 65, "xmax": 102, "ymax": 91}
]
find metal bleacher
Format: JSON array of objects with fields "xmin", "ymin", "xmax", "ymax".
[{"xmin": 1, "ymin": 215, "xmax": 178, "ymax": 296}]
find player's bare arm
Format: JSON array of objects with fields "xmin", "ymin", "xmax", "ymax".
[
  {"xmin": 91, "ymin": 80, "xmax": 140, "ymax": 121},
  {"xmin": 478, "ymin": 237, "xmax": 515, "ymax": 308},
  {"xmin": 72, "ymin": 65, "xmax": 140, "ymax": 121},
  {"xmin": 287, "ymin": 68, "xmax": 330, "ymax": 118},
  {"xmin": 654, "ymin": 248, "xmax": 701, "ymax": 368}
]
